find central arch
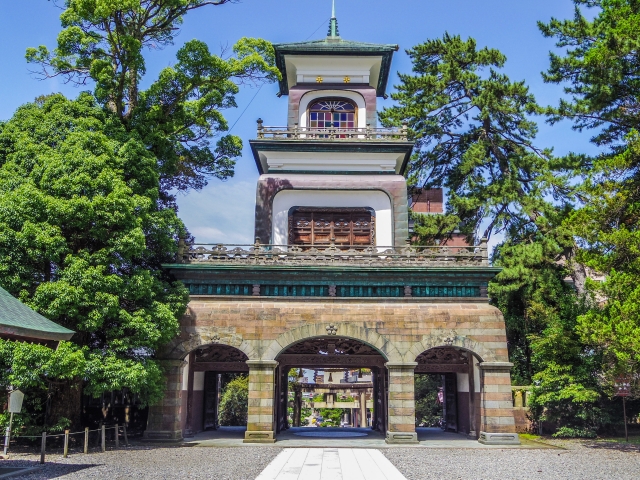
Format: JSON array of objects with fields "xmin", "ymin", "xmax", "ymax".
[
  {"xmin": 273, "ymin": 334, "xmax": 390, "ymax": 438},
  {"xmin": 263, "ymin": 322, "xmax": 402, "ymax": 362}
]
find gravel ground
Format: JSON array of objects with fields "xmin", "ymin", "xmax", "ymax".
[
  {"xmin": 3, "ymin": 445, "xmax": 283, "ymax": 479},
  {"xmin": 384, "ymin": 441, "xmax": 640, "ymax": 480},
  {"xmin": 4, "ymin": 440, "xmax": 640, "ymax": 479}
]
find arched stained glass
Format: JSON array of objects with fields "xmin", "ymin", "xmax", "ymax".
[{"xmin": 309, "ymin": 99, "xmax": 356, "ymax": 130}]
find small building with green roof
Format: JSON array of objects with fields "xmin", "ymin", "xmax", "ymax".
[{"xmin": 0, "ymin": 286, "xmax": 74, "ymax": 344}]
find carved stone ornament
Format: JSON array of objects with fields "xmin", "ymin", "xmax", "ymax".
[
  {"xmin": 326, "ymin": 324, "xmax": 338, "ymax": 336},
  {"xmin": 179, "ymin": 242, "xmax": 488, "ymax": 267},
  {"xmin": 282, "ymin": 338, "xmax": 380, "ymax": 356},
  {"xmin": 195, "ymin": 344, "xmax": 249, "ymax": 363},
  {"xmin": 416, "ymin": 347, "xmax": 468, "ymax": 365}
]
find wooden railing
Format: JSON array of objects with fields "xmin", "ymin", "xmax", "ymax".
[
  {"xmin": 256, "ymin": 119, "xmax": 409, "ymax": 141},
  {"xmin": 175, "ymin": 239, "xmax": 489, "ymax": 267}
]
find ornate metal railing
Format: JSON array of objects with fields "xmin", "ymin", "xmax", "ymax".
[
  {"xmin": 256, "ymin": 119, "xmax": 409, "ymax": 141},
  {"xmin": 175, "ymin": 239, "xmax": 489, "ymax": 267}
]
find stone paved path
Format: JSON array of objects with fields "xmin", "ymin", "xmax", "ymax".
[{"xmin": 255, "ymin": 448, "xmax": 407, "ymax": 480}]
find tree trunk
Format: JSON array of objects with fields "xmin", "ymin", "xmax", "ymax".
[{"xmin": 47, "ymin": 378, "xmax": 83, "ymax": 431}]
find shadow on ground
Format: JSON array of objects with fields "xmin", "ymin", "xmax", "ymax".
[{"xmin": 0, "ymin": 461, "xmax": 97, "ymax": 479}]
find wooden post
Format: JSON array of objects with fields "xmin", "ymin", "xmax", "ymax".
[
  {"xmin": 63, "ymin": 430, "xmax": 69, "ymax": 458},
  {"xmin": 468, "ymin": 356, "xmax": 476, "ymax": 438},
  {"xmin": 123, "ymin": 424, "xmax": 129, "ymax": 446},
  {"xmin": 623, "ymin": 396, "xmax": 629, "ymax": 442},
  {"xmin": 3, "ymin": 426, "xmax": 9, "ymax": 457},
  {"xmin": 40, "ymin": 432, "xmax": 46, "ymax": 464},
  {"xmin": 101, "ymin": 424, "xmax": 105, "ymax": 452},
  {"xmin": 115, "ymin": 423, "xmax": 119, "ymax": 448},
  {"xmin": 84, "ymin": 427, "xmax": 89, "ymax": 454}
]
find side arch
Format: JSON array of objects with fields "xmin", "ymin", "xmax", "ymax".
[
  {"xmin": 405, "ymin": 332, "xmax": 493, "ymax": 363},
  {"xmin": 263, "ymin": 322, "xmax": 403, "ymax": 362},
  {"xmin": 162, "ymin": 328, "xmax": 259, "ymax": 361}
]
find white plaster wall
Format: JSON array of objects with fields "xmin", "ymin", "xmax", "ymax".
[
  {"xmin": 285, "ymin": 56, "xmax": 382, "ymax": 91},
  {"xmin": 474, "ymin": 362, "xmax": 480, "ymax": 393},
  {"xmin": 272, "ymin": 189, "xmax": 393, "ymax": 247},
  {"xmin": 181, "ymin": 355, "xmax": 189, "ymax": 390},
  {"xmin": 456, "ymin": 372, "xmax": 470, "ymax": 393},
  {"xmin": 265, "ymin": 150, "xmax": 403, "ymax": 173},
  {"xmin": 193, "ymin": 372, "xmax": 205, "ymax": 392},
  {"xmin": 299, "ymin": 90, "xmax": 366, "ymax": 129}
]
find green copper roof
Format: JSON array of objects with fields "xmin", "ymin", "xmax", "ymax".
[
  {"xmin": 0, "ymin": 286, "xmax": 74, "ymax": 341},
  {"xmin": 272, "ymin": 38, "xmax": 399, "ymax": 97}
]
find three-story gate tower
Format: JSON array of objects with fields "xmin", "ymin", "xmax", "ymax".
[{"xmin": 144, "ymin": 7, "xmax": 520, "ymax": 446}]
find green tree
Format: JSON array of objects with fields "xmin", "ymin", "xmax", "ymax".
[
  {"xmin": 414, "ymin": 374, "xmax": 442, "ymax": 427},
  {"xmin": 27, "ymin": 0, "xmax": 280, "ymax": 201},
  {"xmin": 0, "ymin": 93, "xmax": 188, "ymax": 427},
  {"xmin": 0, "ymin": 340, "xmax": 86, "ymax": 434},
  {"xmin": 540, "ymin": 0, "xmax": 640, "ymax": 385},
  {"xmin": 218, "ymin": 375, "xmax": 248, "ymax": 426},
  {"xmin": 379, "ymin": 34, "xmax": 565, "ymax": 244},
  {"xmin": 1, "ymin": 1, "xmax": 279, "ymax": 430}
]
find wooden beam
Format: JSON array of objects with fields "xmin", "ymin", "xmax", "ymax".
[
  {"xmin": 414, "ymin": 363, "xmax": 468, "ymax": 373},
  {"xmin": 193, "ymin": 362, "xmax": 249, "ymax": 372},
  {"xmin": 277, "ymin": 354, "xmax": 385, "ymax": 368}
]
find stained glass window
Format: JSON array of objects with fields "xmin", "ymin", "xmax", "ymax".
[{"xmin": 309, "ymin": 99, "xmax": 356, "ymax": 130}]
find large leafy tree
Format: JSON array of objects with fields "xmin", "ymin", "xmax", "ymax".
[
  {"xmin": 540, "ymin": 0, "xmax": 640, "ymax": 386},
  {"xmin": 379, "ymin": 34, "xmax": 566, "ymax": 244},
  {"xmin": 0, "ymin": 1, "xmax": 279, "ymax": 430},
  {"xmin": 27, "ymin": 0, "xmax": 280, "ymax": 201},
  {"xmin": 0, "ymin": 93, "xmax": 189, "ymax": 426}
]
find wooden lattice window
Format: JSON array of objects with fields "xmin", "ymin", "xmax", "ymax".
[{"xmin": 288, "ymin": 208, "xmax": 375, "ymax": 247}]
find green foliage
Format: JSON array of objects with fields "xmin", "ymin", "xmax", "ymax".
[
  {"xmin": 553, "ymin": 426, "xmax": 598, "ymax": 439},
  {"xmin": 410, "ymin": 211, "xmax": 462, "ymax": 246},
  {"xmin": 0, "ymin": 340, "xmax": 84, "ymax": 434},
  {"xmin": 380, "ymin": 33, "xmax": 563, "ymax": 242},
  {"xmin": 414, "ymin": 374, "xmax": 443, "ymax": 427},
  {"xmin": 318, "ymin": 408, "xmax": 345, "ymax": 427},
  {"xmin": 218, "ymin": 375, "xmax": 248, "ymax": 426},
  {"xmin": 0, "ymin": 93, "xmax": 189, "ymax": 408},
  {"xmin": 541, "ymin": 0, "xmax": 640, "ymax": 387},
  {"xmin": 26, "ymin": 1, "xmax": 280, "ymax": 199}
]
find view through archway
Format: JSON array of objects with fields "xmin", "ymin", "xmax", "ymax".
[
  {"xmin": 413, "ymin": 346, "xmax": 480, "ymax": 441},
  {"xmin": 274, "ymin": 336, "xmax": 387, "ymax": 441}
]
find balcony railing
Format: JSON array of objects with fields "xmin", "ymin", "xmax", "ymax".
[
  {"xmin": 256, "ymin": 119, "xmax": 409, "ymax": 141},
  {"xmin": 175, "ymin": 239, "xmax": 489, "ymax": 267}
]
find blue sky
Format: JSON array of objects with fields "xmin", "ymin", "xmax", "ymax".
[{"xmin": 0, "ymin": 1, "xmax": 600, "ymax": 248}]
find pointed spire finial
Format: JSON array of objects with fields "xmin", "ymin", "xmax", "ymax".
[{"xmin": 328, "ymin": 0, "xmax": 340, "ymax": 38}]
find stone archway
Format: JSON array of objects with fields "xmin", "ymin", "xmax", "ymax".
[
  {"xmin": 413, "ymin": 346, "xmax": 479, "ymax": 436},
  {"xmin": 263, "ymin": 322, "xmax": 402, "ymax": 363},
  {"xmin": 273, "ymin": 336, "xmax": 388, "ymax": 435},
  {"xmin": 145, "ymin": 342, "xmax": 251, "ymax": 441}
]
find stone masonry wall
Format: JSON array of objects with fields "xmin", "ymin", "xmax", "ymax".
[{"xmin": 148, "ymin": 297, "xmax": 516, "ymax": 442}]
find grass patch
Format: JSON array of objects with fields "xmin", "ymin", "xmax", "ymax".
[{"xmin": 594, "ymin": 435, "xmax": 640, "ymax": 445}]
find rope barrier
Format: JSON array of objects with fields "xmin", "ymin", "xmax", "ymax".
[
  {"xmin": 8, "ymin": 423, "xmax": 130, "ymax": 463},
  {"xmin": 14, "ymin": 427, "xmax": 110, "ymax": 438}
]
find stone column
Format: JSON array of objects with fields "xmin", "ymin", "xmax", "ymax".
[
  {"xmin": 478, "ymin": 362, "xmax": 520, "ymax": 445},
  {"xmin": 244, "ymin": 360, "xmax": 278, "ymax": 443},
  {"xmin": 144, "ymin": 359, "xmax": 186, "ymax": 442},
  {"xmin": 385, "ymin": 362, "xmax": 418, "ymax": 444}
]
